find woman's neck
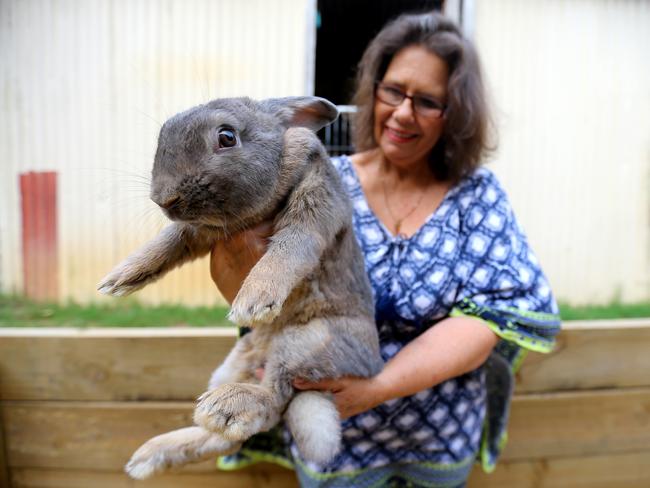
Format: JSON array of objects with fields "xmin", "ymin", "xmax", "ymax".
[
  {"xmin": 378, "ymin": 152, "xmax": 436, "ymax": 188},
  {"xmin": 349, "ymin": 148, "xmax": 452, "ymax": 238}
]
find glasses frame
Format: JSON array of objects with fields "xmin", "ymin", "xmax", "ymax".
[{"xmin": 374, "ymin": 81, "xmax": 446, "ymax": 119}]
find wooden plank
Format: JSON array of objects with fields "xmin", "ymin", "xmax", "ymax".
[
  {"xmin": 2, "ymin": 402, "xmax": 195, "ymax": 471},
  {"xmin": 8, "ymin": 450, "xmax": 650, "ymax": 488},
  {"xmin": 468, "ymin": 450, "xmax": 650, "ymax": 488},
  {"xmin": 10, "ymin": 464, "xmax": 298, "ymax": 488},
  {"xmin": 502, "ymin": 388, "xmax": 650, "ymax": 461},
  {"xmin": 3, "ymin": 388, "xmax": 650, "ymax": 470},
  {"xmin": 0, "ymin": 331, "xmax": 237, "ymax": 402},
  {"xmin": 517, "ymin": 323, "xmax": 650, "ymax": 393},
  {"xmin": 2, "ymin": 321, "xmax": 650, "ymax": 401},
  {"xmin": 0, "ymin": 406, "xmax": 9, "ymax": 488}
]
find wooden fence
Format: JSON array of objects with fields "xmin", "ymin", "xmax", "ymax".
[{"xmin": 1, "ymin": 320, "xmax": 649, "ymax": 487}]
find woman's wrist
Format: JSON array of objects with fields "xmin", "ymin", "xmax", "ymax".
[{"xmin": 369, "ymin": 370, "xmax": 397, "ymax": 406}]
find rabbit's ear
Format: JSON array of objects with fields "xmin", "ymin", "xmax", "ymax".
[{"xmin": 261, "ymin": 97, "xmax": 339, "ymax": 131}]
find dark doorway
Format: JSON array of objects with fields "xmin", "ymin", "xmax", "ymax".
[{"xmin": 314, "ymin": 0, "xmax": 444, "ymax": 106}]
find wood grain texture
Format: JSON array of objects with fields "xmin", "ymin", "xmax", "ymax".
[
  {"xmin": 468, "ymin": 450, "xmax": 650, "ymax": 488},
  {"xmin": 3, "ymin": 388, "xmax": 650, "ymax": 471},
  {"xmin": 10, "ymin": 464, "xmax": 298, "ymax": 488},
  {"xmin": 8, "ymin": 450, "xmax": 650, "ymax": 488},
  {"xmin": 0, "ymin": 333, "xmax": 236, "ymax": 402},
  {"xmin": 517, "ymin": 323, "xmax": 650, "ymax": 393},
  {"xmin": 2, "ymin": 402, "xmax": 195, "ymax": 471},
  {"xmin": 1, "ymin": 321, "xmax": 649, "ymax": 402},
  {"xmin": 2, "ymin": 322, "xmax": 650, "ymax": 486},
  {"xmin": 502, "ymin": 388, "xmax": 650, "ymax": 460},
  {"xmin": 0, "ymin": 408, "xmax": 9, "ymax": 488}
]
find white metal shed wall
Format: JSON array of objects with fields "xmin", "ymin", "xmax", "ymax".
[
  {"xmin": 1, "ymin": 0, "xmax": 649, "ymax": 307},
  {"xmin": 475, "ymin": 0, "xmax": 650, "ymax": 305},
  {"xmin": 0, "ymin": 0, "xmax": 314, "ymax": 305}
]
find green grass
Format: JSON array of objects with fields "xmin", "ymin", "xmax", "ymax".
[
  {"xmin": 0, "ymin": 295, "xmax": 230, "ymax": 328},
  {"xmin": 557, "ymin": 301, "xmax": 650, "ymax": 321},
  {"xmin": 1, "ymin": 295, "xmax": 649, "ymax": 328}
]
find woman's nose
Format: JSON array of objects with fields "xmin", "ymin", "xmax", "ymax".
[{"xmin": 393, "ymin": 97, "xmax": 416, "ymax": 123}]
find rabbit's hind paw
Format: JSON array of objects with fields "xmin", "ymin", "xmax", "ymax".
[
  {"xmin": 125, "ymin": 426, "xmax": 238, "ymax": 480},
  {"xmin": 194, "ymin": 384, "xmax": 278, "ymax": 441}
]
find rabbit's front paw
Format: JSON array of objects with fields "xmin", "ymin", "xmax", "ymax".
[
  {"xmin": 194, "ymin": 384, "xmax": 278, "ymax": 441},
  {"xmin": 97, "ymin": 260, "xmax": 156, "ymax": 297},
  {"xmin": 228, "ymin": 284, "xmax": 285, "ymax": 326}
]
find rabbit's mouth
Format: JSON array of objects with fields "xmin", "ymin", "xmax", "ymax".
[
  {"xmin": 195, "ymin": 211, "xmax": 269, "ymax": 235},
  {"xmin": 195, "ymin": 217, "xmax": 227, "ymax": 229},
  {"xmin": 196, "ymin": 217, "xmax": 248, "ymax": 234},
  {"xmin": 166, "ymin": 211, "xmax": 226, "ymax": 228},
  {"xmin": 157, "ymin": 197, "xmax": 224, "ymax": 225}
]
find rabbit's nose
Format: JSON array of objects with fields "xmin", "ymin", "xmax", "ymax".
[{"xmin": 154, "ymin": 194, "xmax": 181, "ymax": 209}]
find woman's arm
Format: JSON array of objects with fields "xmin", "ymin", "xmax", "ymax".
[{"xmin": 294, "ymin": 316, "xmax": 498, "ymax": 419}]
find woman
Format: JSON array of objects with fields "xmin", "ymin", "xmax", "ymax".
[{"xmin": 212, "ymin": 12, "xmax": 560, "ymax": 488}]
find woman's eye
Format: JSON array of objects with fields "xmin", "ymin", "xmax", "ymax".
[
  {"xmin": 384, "ymin": 87, "xmax": 403, "ymax": 99},
  {"xmin": 416, "ymin": 97, "xmax": 442, "ymax": 110},
  {"xmin": 217, "ymin": 128, "xmax": 238, "ymax": 148}
]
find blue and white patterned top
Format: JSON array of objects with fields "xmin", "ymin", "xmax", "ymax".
[
  {"xmin": 221, "ymin": 156, "xmax": 561, "ymax": 486},
  {"xmin": 294, "ymin": 156, "xmax": 560, "ymax": 476}
]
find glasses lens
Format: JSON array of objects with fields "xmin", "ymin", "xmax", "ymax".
[
  {"xmin": 376, "ymin": 83, "xmax": 445, "ymax": 117},
  {"xmin": 377, "ymin": 84, "xmax": 404, "ymax": 106},
  {"xmin": 413, "ymin": 96, "xmax": 444, "ymax": 117}
]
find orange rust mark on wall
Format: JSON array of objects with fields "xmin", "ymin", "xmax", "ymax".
[{"xmin": 19, "ymin": 171, "xmax": 58, "ymax": 301}]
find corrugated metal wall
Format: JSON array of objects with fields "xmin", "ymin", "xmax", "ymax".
[
  {"xmin": 1, "ymin": 0, "xmax": 648, "ymax": 306},
  {"xmin": 0, "ymin": 0, "xmax": 314, "ymax": 306},
  {"xmin": 475, "ymin": 0, "xmax": 650, "ymax": 305}
]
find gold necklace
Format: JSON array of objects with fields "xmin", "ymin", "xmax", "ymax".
[{"xmin": 381, "ymin": 177, "xmax": 427, "ymax": 236}]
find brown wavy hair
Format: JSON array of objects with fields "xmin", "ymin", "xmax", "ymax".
[{"xmin": 352, "ymin": 12, "xmax": 495, "ymax": 183}]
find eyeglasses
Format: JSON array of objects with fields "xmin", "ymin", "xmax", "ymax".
[{"xmin": 375, "ymin": 82, "xmax": 446, "ymax": 118}]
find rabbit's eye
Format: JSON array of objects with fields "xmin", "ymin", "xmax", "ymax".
[{"xmin": 217, "ymin": 128, "xmax": 238, "ymax": 149}]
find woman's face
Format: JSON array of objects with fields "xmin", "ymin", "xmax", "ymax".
[{"xmin": 373, "ymin": 45, "xmax": 448, "ymax": 170}]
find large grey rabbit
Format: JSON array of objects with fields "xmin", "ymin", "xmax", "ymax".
[{"xmin": 97, "ymin": 96, "xmax": 383, "ymax": 479}]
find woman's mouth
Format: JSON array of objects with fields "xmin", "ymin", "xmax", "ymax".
[{"xmin": 384, "ymin": 126, "xmax": 418, "ymax": 144}]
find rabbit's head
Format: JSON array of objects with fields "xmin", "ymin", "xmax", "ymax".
[{"xmin": 150, "ymin": 96, "xmax": 338, "ymax": 228}]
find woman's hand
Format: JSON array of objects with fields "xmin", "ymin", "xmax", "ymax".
[
  {"xmin": 210, "ymin": 221, "xmax": 274, "ymax": 303},
  {"xmin": 293, "ymin": 375, "xmax": 388, "ymax": 420},
  {"xmin": 292, "ymin": 317, "xmax": 498, "ymax": 419}
]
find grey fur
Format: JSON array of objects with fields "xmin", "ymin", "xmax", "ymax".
[{"xmin": 98, "ymin": 96, "xmax": 383, "ymax": 479}]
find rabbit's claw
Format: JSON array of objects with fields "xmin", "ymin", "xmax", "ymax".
[
  {"xmin": 97, "ymin": 261, "xmax": 153, "ymax": 297},
  {"xmin": 228, "ymin": 285, "xmax": 284, "ymax": 326},
  {"xmin": 194, "ymin": 384, "xmax": 277, "ymax": 441}
]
